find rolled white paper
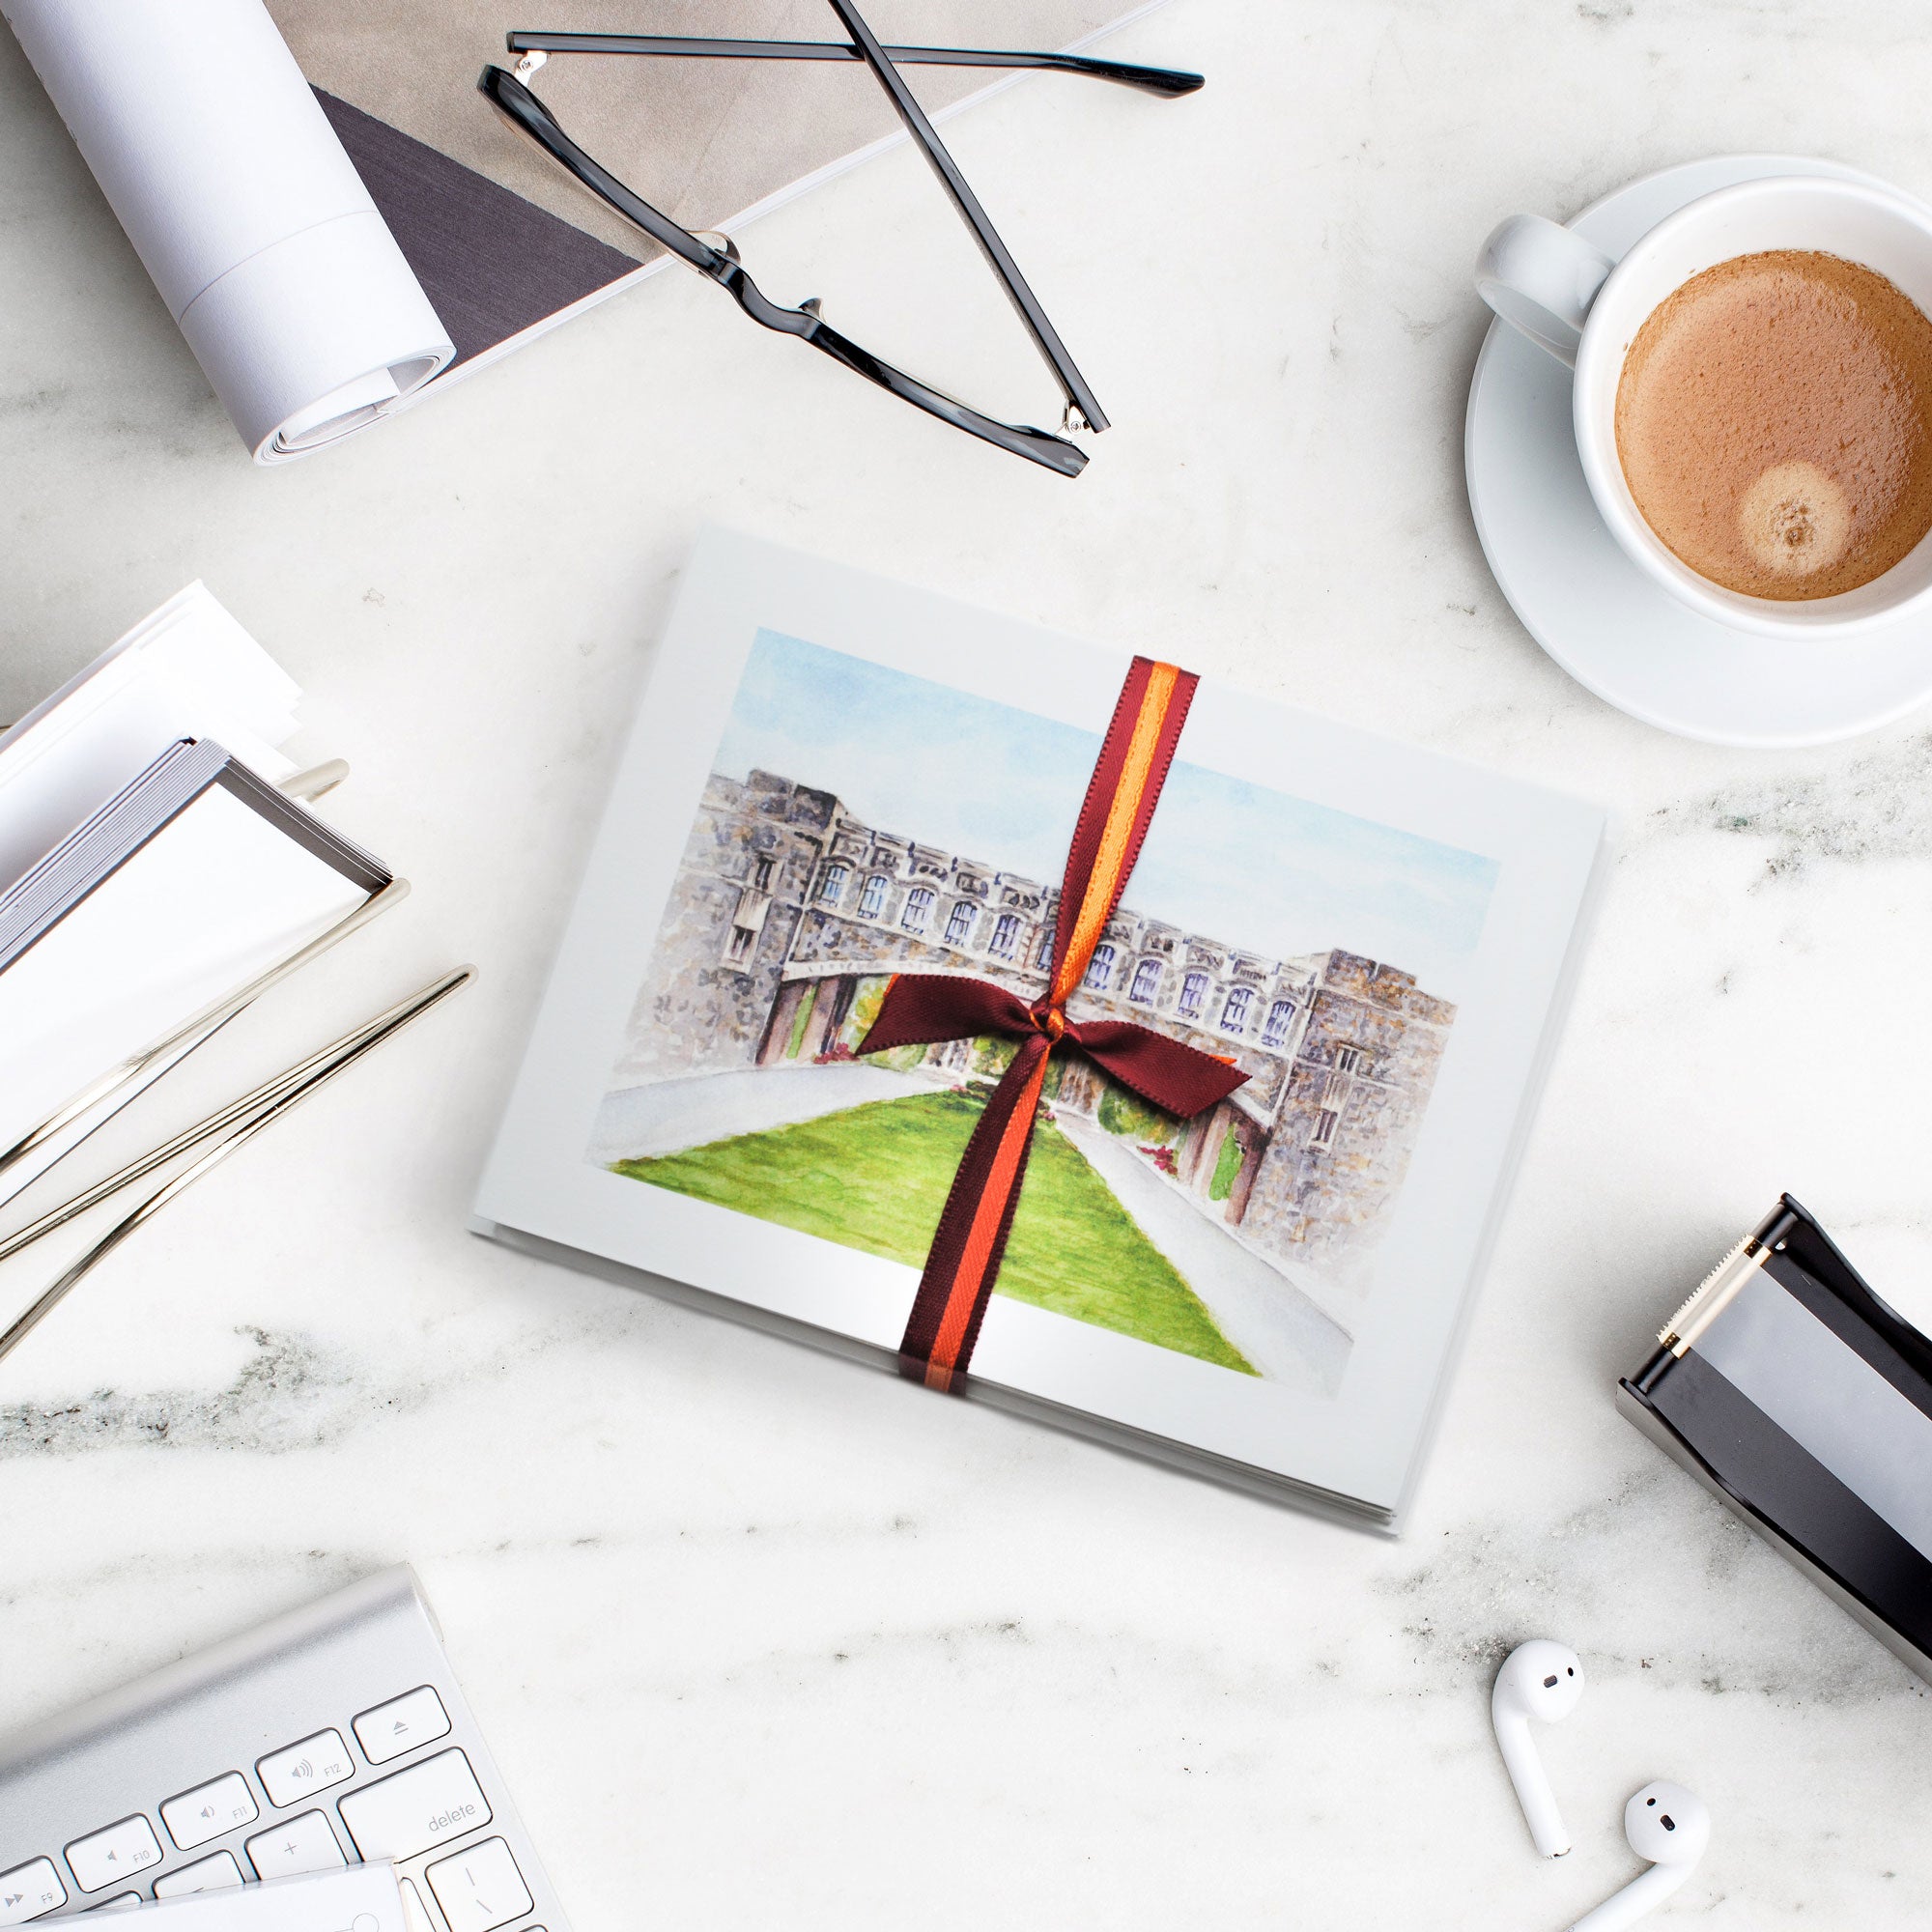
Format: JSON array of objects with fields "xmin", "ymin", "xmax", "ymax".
[{"xmin": 3, "ymin": 0, "xmax": 454, "ymax": 461}]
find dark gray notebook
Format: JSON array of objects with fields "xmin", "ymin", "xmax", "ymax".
[{"xmin": 316, "ymin": 89, "xmax": 638, "ymax": 373}]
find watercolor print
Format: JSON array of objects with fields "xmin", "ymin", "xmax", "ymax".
[{"xmin": 588, "ymin": 632, "xmax": 1499, "ymax": 1396}]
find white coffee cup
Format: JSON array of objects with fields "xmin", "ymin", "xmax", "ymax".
[{"xmin": 1475, "ymin": 175, "xmax": 1932, "ymax": 639}]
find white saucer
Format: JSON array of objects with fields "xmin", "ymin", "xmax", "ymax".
[{"xmin": 1464, "ymin": 155, "xmax": 1932, "ymax": 748}]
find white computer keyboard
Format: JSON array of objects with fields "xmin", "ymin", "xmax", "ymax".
[{"xmin": 0, "ymin": 1569, "xmax": 568, "ymax": 1931}]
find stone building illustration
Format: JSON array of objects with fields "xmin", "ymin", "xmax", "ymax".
[{"xmin": 610, "ymin": 771, "xmax": 1457, "ymax": 1292}]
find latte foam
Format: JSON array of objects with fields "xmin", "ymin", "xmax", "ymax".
[{"xmin": 1614, "ymin": 250, "xmax": 1932, "ymax": 601}]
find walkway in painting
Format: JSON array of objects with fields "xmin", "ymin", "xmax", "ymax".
[
  {"xmin": 1055, "ymin": 1116, "xmax": 1351, "ymax": 1398},
  {"xmin": 588, "ymin": 1064, "xmax": 918, "ymax": 1164},
  {"xmin": 595, "ymin": 1065, "xmax": 1351, "ymax": 1395}
]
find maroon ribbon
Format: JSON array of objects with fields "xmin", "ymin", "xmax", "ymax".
[
  {"xmin": 854, "ymin": 655, "xmax": 1248, "ymax": 1389},
  {"xmin": 859, "ymin": 976, "xmax": 1248, "ymax": 1121}
]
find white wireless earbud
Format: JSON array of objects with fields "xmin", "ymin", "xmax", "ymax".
[
  {"xmin": 1491, "ymin": 1639, "xmax": 1585, "ymax": 1856},
  {"xmin": 1567, "ymin": 1781, "xmax": 1710, "ymax": 1932}
]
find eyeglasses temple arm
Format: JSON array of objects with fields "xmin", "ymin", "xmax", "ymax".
[
  {"xmin": 789, "ymin": 310, "xmax": 1085, "ymax": 475},
  {"xmin": 477, "ymin": 66, "xmax": 1086, "ymax": 475},
  {"xmin": 816, "ymin": 0, "xmax": 1108, "ymax": 434},
  {"xmin": 501, "ymin": 33, "xmax": 1204, "ymax": 99}
]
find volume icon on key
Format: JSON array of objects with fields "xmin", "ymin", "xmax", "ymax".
[
  {"xmin": 162, "ymin": 1772, "xmax": 259, "ymax": 1852},
  {"xmin": 65, "ymin": 1816, "xmax": 162, "ymax": 1893},
  {"xmin": 257, "ymin": 1730, "xmax": 355, "ymax": 1808}
]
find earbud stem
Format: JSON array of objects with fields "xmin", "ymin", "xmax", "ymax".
[
  {"xmin": 1567, "ymin": 1860, "xmax": 1690, "ymax": 1932},
  {"xmin": 1490, "ymin": 1702, "xmax": 1569, "ymax": 1857}
]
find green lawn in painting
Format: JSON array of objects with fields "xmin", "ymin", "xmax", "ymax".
[{"xmin": 611, "ymin": 1087, "xmax": 1256, "ymax": 1375}]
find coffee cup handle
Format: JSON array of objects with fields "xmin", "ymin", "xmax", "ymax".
[{"xmin": 1473, "ymin": 214, "xmax": 1617, "ymax": 368}]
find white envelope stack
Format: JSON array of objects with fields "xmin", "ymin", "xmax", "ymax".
[{"xmin": 0, "ymin": 584, "xmax": 393, "ymax": 1208}]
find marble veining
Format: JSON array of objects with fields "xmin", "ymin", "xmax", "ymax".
[
  {"xmin": 5, "ymin": 2, "xmax": 1932, "ymax": 1927},
  {"xmin": 0, "ymin": 1316, "xmax": 590, "ymax": 1461},
  {"xmin": 1651, "ymin": 725, "xmax": 1932, "ymax": 873}
]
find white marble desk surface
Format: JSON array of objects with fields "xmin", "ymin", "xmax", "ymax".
[{"xmin": 3, "ymin": 4, "xmax": 1931, "ymax": 1927}]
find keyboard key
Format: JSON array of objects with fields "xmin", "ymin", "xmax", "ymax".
[
  {"xmin": 337, "ymin": 1748, "xmax": 491, "ymax": 1863},
  {"xmin": 355, "ymin": 1685, "xmax": 451, "ymax": 1766},
  {"xmin": 161, "ymin": 1772, "xmax": 259, "ymax": 1850},
  {"xmin": 65, "ymin": 1818, "xmax": 161, "ymax": 1894},
  {"xmin": 425, "ymin": 1838, "xmax": 531, "ymax": 1932},
  {"xmin": 244, "ymin": 1810, "xmax": 346, "ymax": 1882},
  {"xmin": 154, "ymin": 1852, "xmax": 244, "ymax": 1898},
  {"xmin": 257, "ymin": 1729, "xmax": 355, "ymax": 1808},
  {"xmin": 0, "ymin": 1858, "xmax": 67, "ymax": 1923},
  {"xmin": 84, "ymin": 1899, "xmax": 140, "ymax": 1915}
]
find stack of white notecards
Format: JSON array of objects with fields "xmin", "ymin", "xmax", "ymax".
[
  {"xmin": 106, "ymin": 1863, "xmax": 420, "ymax": 1930},
  {"xmin": 0, "ymin": 585, "xmax": 392, "ymax": 1205}
]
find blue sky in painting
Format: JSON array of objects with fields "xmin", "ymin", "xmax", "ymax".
[{"xmin": 713, "ymin": 632, "xmax": 1499, "ymax": 997}]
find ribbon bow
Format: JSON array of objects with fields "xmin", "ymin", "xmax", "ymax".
[{"xmin": 855, "ymin": 656, "xmax": 1249, "ymax": 1390}]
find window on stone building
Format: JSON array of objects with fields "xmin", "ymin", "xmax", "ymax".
[
  {"xmin": 1128, "ymin": 957, "xmax": 1161, "ymax": 1005},
  {"xmin": 752, "ymin": 854, "xmax": 775, "ymax": 892},
  {"xmin": 902, "ymin": 887, "xmax": 936, "ymax": 933},
  {"xmin": 1178, "ymin": 970, "xmax": 1208, "ymax": 1019},
  {"xmin": 725, "ymin": 924, "xmax": 754, "ymax": 963},
  {"xmin": 989, "ymin": 912, "xmax": 1020, "ymax": 959},
  {"xmin": 1336, "ymin": 1042, "xmax": 1363, "ymax": 1074},
  {"xmin": 859, "ymin": 873, "xmax": 888, "ymax": 919},
  {"xmin": 1310, "ymin": 1105, "xmax": 1340, "ymax": 1148},
  {"xmin": 1220, "ymin": 985, "xmax": 1254, "ymax": 1035},
  {"xmin": 1263, "ymin": 998, "xmax": 1296, "ymax": 1048},
  {"xmin": 1084, "ymin": 943, "xmax": 1117, "ymax": 991},
  {"xmin": 817, "ymin": 863, "xmax": 848, "ymax": 905},
  {"xmin": 1035, "ymin": 927, "xmax": 1055, "ymax": 970},
  {"xmin": 945, "ymin": 900, "xmax": 977, "ymax": 946}
]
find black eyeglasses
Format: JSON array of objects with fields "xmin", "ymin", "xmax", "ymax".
[{"xmin": 478, "ymin": 4, "xmax": 1202, "ymax": 477}]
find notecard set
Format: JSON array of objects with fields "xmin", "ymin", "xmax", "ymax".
[
  {"xmin": 0, "ymin": 584, "xmax": 396, "ymax": 1219},
  {"xmin": 0, "ymin": 738, "xmax": 385, "ymax": 1179},
  {"xmin": 474, "ymin": 532, "xmax": 1607, "ymax": 1526}
]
